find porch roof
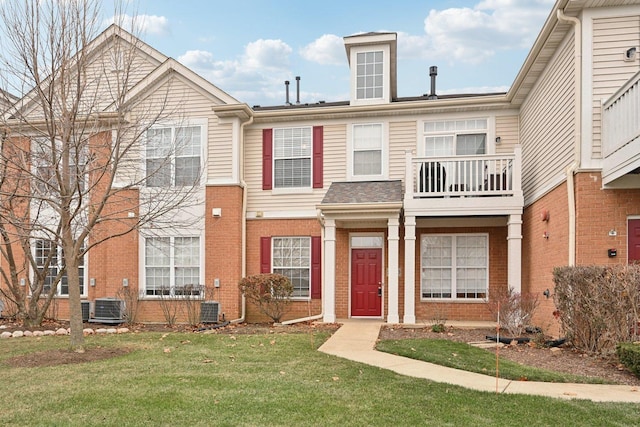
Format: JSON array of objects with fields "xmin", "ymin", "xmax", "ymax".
[{"xmin": 320, "ymin": 180, "xmax": 403, "ymax": 205}]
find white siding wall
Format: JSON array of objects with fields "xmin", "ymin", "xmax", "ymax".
[
  {"xmin": 591, "ymin": 14, "xmax": 640, "ymax": 159},
  {"xmin": 520, "ymin": 32, "xmax": 576, "ymax": 203},
  {"xmin": 495, "ymin": 115, "xmax": 519, "ymax": 155},
  {"xmin": 389, "ymin": 121, "xmax": 417, "ymax": 181}
]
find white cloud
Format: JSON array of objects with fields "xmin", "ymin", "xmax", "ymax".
[
  {"xmin": 106, "ymin": 14, "xmax": 170, "ymax": 36},
  {"xmin": 178, "ymin": 39, "xmax": 294, "ymax": 106},
  {"xmin": 243, "ymin": 39, "xmax": 292, "ymax": 70},
  {"xmin": 420, "ymin": 0, "xmax": 553, "ymax": 64},
  {"xmin": 300, "ymin": 34, "xmax": 344, "ymax": 66}
]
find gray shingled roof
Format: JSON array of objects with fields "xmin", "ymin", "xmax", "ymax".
[{"xmin": 320, "ymin": 180, "xmax": 403, "ymax": 205}]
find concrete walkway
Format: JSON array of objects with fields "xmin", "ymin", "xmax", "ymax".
[{"xmin": 318, "ymin": 320, "xmax": 640, "ymax": 403}]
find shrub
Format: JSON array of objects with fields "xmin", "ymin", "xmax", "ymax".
[
  {"xmin": 487, "ymin": 287, "xmax": 539, "ymax": 337},
  {"xmin": 616, "ymin": 342, "xmax": 640, "ymax": 378},
  {"xmin": 238, "ymin": 273, "xmax": 293, "ymax": 323},
  {"xmin": 553, "ymin": 265, "xmax": 640, "ymax": 355}
]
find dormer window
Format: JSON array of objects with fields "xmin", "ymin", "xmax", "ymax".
[
  {"xmin": 356, "ymin": 51, "xmax": 383, "ymax": 100},
  {"xmin": 344, "ymin": 32, "xmax": 397, "ymax": 106}
]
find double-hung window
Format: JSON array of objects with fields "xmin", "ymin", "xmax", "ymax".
[
  {"xmin": 146, "ymin": 125, "xmax": 202, "ymax": 187},
  {"xmin": 352, "ymin": 123, "xmax": 383, "ymax": 177},
  {"xmin": 421, "ymin": 234, "xmax": 488, "ymax": 300},
  {"xmin": 144, "ymin": 236, "xmax": 201, "ymax": 296},
  {"xmin": 273, "ymin": 127, "xmax": 312, "ymax": 188},
  {"xmin": 35, "ymin": 240, "xmax": 85, "ymax": 296},
  {"xmin": 356, "ymin": 51, "xmax": 383, "ymax": 100},
  {"xmin": 272, "ymin": 237, "xmax": 311, "ymax": 299}
]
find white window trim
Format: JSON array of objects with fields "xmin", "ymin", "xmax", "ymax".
[
  {"xmin": 31, "ymin": 239, "xmax": 88, "ymax": 298},
  {"xmin": 347, "ymin": 122, "xmax": 388, "ymax": 180},
  {"xmin": 143, "ymin": 118, "xmax": 207, "ymax": 188},
  {"xmin": 421, "ymin": 117, "xmax": 493, "ymax": 157},
  {"xmin": 349, "ymin": 44, "xmax": 391, "ymax": 105},
  {"xmin": 271, "ymin": 126, "xmax": 313, "ymax": 191},
  {"xmin": 420, "ymin": 233, "xmax": 489, "ymax": 302},
  {"xmin": 271, "ymin": 236, "xmax": 312, "ymax": 301},
  {"xmin": 139, "ymin": 232, "xmax": 205, "ymax": 300}
]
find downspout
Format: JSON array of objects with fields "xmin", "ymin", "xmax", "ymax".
[
  {"xmin": 230, "ymin": 113, "xmax": 253, "ymax": 323},
  {"xmin": 281, "ymin": 209, "xmax": 325, "ymax": 325},
  {"xmin": 557, "ymin": 8, "xmax": 582, "ymax": 266}
]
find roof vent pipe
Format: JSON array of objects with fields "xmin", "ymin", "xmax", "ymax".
[
  {"xmin": 428, "ymin": 66, "xmax": 438, "ymax": 100},
  {"xmin": 285, "ymin": 80, "xmax": 290, "ymax": 105},
  {"xmin": 296, "ymin": 76, "xmax": 301, "ymax": 104}
]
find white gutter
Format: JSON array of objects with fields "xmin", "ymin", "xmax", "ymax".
[
  {"xmin": 557, "ymin": 8, "xmax": 582, "ymax": 266},
  {"xmin": 230, "ymin": 113, "xmax": 253, "ymax": 323}
]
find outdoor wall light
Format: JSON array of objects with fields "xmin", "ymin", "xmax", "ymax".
[
  {"xmin": 625, "ymin": 47, "xmax": 637, "ymax": 60},
  {"xmin": 495, "ymin": 136, "xmax": 501, "ymax": 143},
  {"xmin": 543, "ymin": 289, "xmax": 551, "ymax": 299}
]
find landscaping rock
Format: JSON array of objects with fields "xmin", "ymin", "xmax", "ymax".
[
  {"xmin": 1, "ymin": 331, "xmax": 11, "ymax": 339},
  {"xmin": 55, "ymin": 328, "xmax": 68, "ymax": 336},
  {"xmin": 106, "ymin": 328, "xmax": 117, "ymax": 334},
  {"xmin": 12, "ymin": 330, "xmax": 24, "ymax": 338},
  {"xmin": 32, "ymin": 330, "xmax": 44, "ymax": 337},
  {"xmin": 43, "ymin": 330, "xmax": 55, "ymax": 336},
  {"xmin": 83, "ymin": 328, "xmax": 95, "ymax": 335},
  {"xmin": 24, "ymin": 330, "xmax": 33, "ymax": 337},
  {"xmin": 95, "ymin": 328, "xmax": 107, "ymax": 334},
  {"xmin": 117, "ymin": 327, "xmax": 130, "ymax": 334}
]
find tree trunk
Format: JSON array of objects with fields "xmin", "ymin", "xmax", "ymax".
[{"xmin": 64, "ymin": 240, "xmax": 85, "ymax": 352}]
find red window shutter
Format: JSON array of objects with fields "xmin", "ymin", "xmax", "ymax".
[
  {"xmin": 312, "ymin": 126, "xmax": 323, "ymax": 189},
  {"xmin": 310, "ymin": 236, "xmax": 322, "ymax": 299},
  {"xmin": 262, "ymin": 129, "xmax": 273, "ymax": 190},
  {"xmin": 260, "ymin": 237, "xmax": 271, "ymax": 273}
]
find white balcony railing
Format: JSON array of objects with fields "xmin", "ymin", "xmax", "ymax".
[
  {"xmin": 404, "ymin": 148, "xmax": 521, "ymax": 200},
  {"xmin": 603, "ymin": 70, "xmax": 640, "ymax": 158}
]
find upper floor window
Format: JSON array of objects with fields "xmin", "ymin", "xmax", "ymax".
[
  {"xmin": 424, "ymin": 119, "xmax": 487, "ymax": 156},
  {"xmin": 273, "ymin": 127, "xmax": 311, "ymax": 188},
  {"xmin": 353, "ymin": 123, "xmax": 383, "ymax": 176},
  {"xmin": 356, "ymin": 51, "xmax": 383, "ymax": 100},
  {"xmin": 262, "ymin": 127, "xmax": 323, "ymax": 191},
  {"xmin": 35, "ymin": 239, "xmax": 85, "ymax": 297},
  {"xmin": 146, "ymin": 125, "xmax": 202, "ymax": 187}
]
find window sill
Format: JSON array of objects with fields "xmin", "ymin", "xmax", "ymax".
[
  {"xmin": 420, "ymin": 298, "xmax": 488, "ymax": 303},
  {"xmin": 270, "ymin": 187, "xmax": 314, "ymax": 196}
]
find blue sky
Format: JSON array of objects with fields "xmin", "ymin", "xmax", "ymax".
[{"xmin": 111, "ymin": 0, "xmax": 554, "ymax": 107}]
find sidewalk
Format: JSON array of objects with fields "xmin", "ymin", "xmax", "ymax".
[{"xmin": 318, "ymin": 320, "xmax": 640, "ymax": 403}]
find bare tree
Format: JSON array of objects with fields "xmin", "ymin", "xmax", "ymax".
[{"xmin": 0, "ymin": 1, "xmax": 203, "ymax": 351}]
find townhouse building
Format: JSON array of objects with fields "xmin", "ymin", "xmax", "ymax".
[{"xmin": 2, "ymin": 0, "xmax": 640, "ymax": 331}]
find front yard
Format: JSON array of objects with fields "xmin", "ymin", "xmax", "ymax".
[{"xmin": 1, "ymin": 327, "xmax": 640, "ymax": 426}]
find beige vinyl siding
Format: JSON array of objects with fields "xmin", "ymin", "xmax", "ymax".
[
  {"xmin": 520, "ymin": 32, "xmax": 576, "ymax": 203},
  {"xmin": 389, "ymin": 121, "xmax": 417, "ymax": 182},
  {"xmin": 323, "ymin": 124, "xmax": 348, "ymax": 183},
  {"xmin": 209, "ymin": 117, "xmax": 234, "ymax": 181},
  {"xmin": 591, "ymin": 15, "xmax": 640, "ymax": 159},
  {"xmin": 113, "ymin": 76, "xmax": 235, "ymax": 185},
  {"xmin": 495, "ymin": 115, "xmax": 519, "ymax": 154}
]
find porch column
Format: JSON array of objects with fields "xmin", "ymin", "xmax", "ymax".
[
  {"xmin": 403, "ymin": 215, "xmax": 416, "ymax": 324},
  {"xmin": 507, "ymin": 214, "xmax": 522, "ymax": 293},
  {"xmin": 322, "ymin": 219, "xmax": 337, "ymax": 323},
  {"xmin": 387, "ymin": 217, "xmax": 400, "ymax": 324}
]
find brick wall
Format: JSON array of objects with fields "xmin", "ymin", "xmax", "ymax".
[{"xmin": 245, "ymin": 218, "xmax": 322, "ymax": 323}]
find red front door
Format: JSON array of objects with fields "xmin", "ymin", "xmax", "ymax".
[
  {"xmin": 351, "ymin": 248, "xmax": 382, "ymax": 317},
  {"xmin": 628, "ymin": 219, "xmax": 640, "ymax": 262}
]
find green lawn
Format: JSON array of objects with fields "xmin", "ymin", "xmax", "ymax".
[
  {"xmin": 1, "ymin": 331, "xmax": 638, "ymax": 426},
  {"xmin": 376, "ymin": 338, "xmax": 610, "ymax": 384}
]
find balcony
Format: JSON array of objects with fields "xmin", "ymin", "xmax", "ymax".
[
  {"xmin": 602, "ymin": 70, "xmax": 640, "ymax": 187},
  {"xmin": 403, "ymin": 148, "xmax": 523, "ymax": 217}
]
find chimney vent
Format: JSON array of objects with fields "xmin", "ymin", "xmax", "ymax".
[
  {"xmin": 285, "ymin": 80, "xmax": 290, "ymax": 105},
  {"xmin": 296, "ymin": 76, "xmax": 301, "ymax": 104},
  {"xmin": 428, "ymin": 66, "xmax": 438, "ymax": 100}
]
